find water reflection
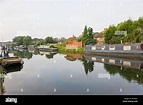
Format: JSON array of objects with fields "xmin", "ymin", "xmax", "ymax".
[
  {"xmin": 81, "ymin": 58, "xmax": 94, "ymax": 75},
  {"xmin": 0, "ymin": 64, "xmax": 23, "ymax": 95},
  {"xmin": 64, "ymin": 54, "xmax": 94, "ymax": 74},
  {"xmin": 64, "ymin": 54, "xmax": 82, "ymax": 61},
  {"xmin": 45, "ymin": 52, "xmax": 57, "ymax": 59},
  {"xmin": 0, "ymin": 66, "xmax": 6, "ymax": 95},
  {"xmin": 13, "ymin": 50, "xmax": 33, "ymax": 59},
  {"xmin": 84, "ymin": 55, "xmax": 143, "ymax": 84},
  {"xmin": 12, "ymin": 49, "xmax": 58, "ymax": 59}
]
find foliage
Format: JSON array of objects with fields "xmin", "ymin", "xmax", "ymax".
[
  {"xmin": 81, "ymin": 25, "xmax": 97, "ymax": 46},
  {"xmin": 35, "ymin": 40, "xmax": 45, "ymax": 46},
  {"xmin": 13, "ymin": 36, "xmax": 32, "ymax": 46},
  {"xmin": 103, "ymin": 16, "xmax": 143, "ymax": 44},
  {"xmin": 23, "ymin": 36, "xmax": 32, "ymax": 46},
  {"xmin": 13, "ymin": 36, "xmax": 24, "ymax": 45},
  {"xmin": 45, "ymin": 36, "xmax": 57, "ymax": 44},
  {"xmin": 104, "ymin": 64, "xmax": 143, "ymax": 84}
]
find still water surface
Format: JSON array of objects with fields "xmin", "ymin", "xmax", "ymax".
[{"xmin": 1, "ymin": 50, "xmax": 143, "ymax": 95}]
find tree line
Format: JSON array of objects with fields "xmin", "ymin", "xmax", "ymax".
[
  {"xmin": 104, "ymin": 17, "xmax": 143, "ymax": 44},
  {"xmin": 12, "ymin": 36, "xmax": 66, "ymax": 46}
]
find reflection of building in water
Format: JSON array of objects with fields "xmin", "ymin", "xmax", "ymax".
[
  {"xmin": 84, "ymin": 55, "xmax": 143, "ymax": 70},
  {"xmin": 84, "ymin": 55, "xmax": 143, "ymax": 84},
  {"xmin": 64, "ymin": 54, "xmax": 82, "ymax": 61}
]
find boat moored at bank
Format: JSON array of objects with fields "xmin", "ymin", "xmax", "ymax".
[{"xmin": 84, "ymin": 43, "xmax": 143, "ymax": 59}]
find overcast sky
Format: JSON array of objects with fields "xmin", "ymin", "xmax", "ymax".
[{"xmin": 0, "ymin": 0, "xmax": 143, "ymax": 41}]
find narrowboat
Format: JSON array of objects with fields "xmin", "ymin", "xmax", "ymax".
[
  {"xmin": 37, "ymin": 45, "xmax": 58, "ymax": 52},
  {"xmin": 84, "ymin": 43, "xmax": 143, "ymax": 59}
]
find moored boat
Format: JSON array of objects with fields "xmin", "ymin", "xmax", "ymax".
[
  {"xmin": 84, "ymin": 43, "xmax": 143, "ymax": 59},
  {"xmin": 0, "ymin": 56, "xmax": 24, "ymax": 67}
]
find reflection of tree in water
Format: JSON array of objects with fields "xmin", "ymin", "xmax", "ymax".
[
  {"xmin": 104, "ymin": 64, "xmax": 143, "ymax": 84},
  {"xmin": 33, "ymin": 49, "xmax": 40, "ymax": 55},
  {"xmin": 14, "ymin": 50, "xmax": 33, "ymax": 59},
  {"xmin": 0, "ymin": 64, "xmax": 23, "ymax": 95},
  {"xmin": 64, "ymin": 54, "xmax": 94, "ymax": 75},
  {"xmin": 78, "ymin": 55, "xmax": 94, "ymax": 75},
  {"xmin": 82, "ymin": 59, "xmax": 94, "ymax": 75},
  {"xmin": 45, "ymin": 53, "xmax": 57, "ymax": 59},
  {"xmin": 0, "ymin": 66, "xmax": 6, "ymax": 95}
]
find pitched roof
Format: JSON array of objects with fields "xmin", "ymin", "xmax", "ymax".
[{"xmin": 94, "ymin": 32, "xmax": 103, "ymax": 38}]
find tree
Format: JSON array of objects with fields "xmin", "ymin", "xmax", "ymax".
[
  {"xmin": 104, "ymin": 25, "xmax": 117, "ymax": 44},
  {"xmin": 23, "ymin": 36, "xmax": 32, "ymax": 47},
  {"xmin": 104, "ymin": 17, "xmax": 143, "ymax": 44},
  {"xmin": 45, "ymin": 36, "xmax": 55, "ymax": 44},
  {"xmin": 13, "ymin": 36, "xmax": 24, "ymax": 45},
  {"xmin": 35, "ymin": 40, "xmax": 45, "ymax": 46},
  {"xmin": 138, "ymin": 17, "xmax": 143, "ymax": 29},
  {"xmin": 82, "ymin": 25, "xmax": 97, "ymax": 46}
]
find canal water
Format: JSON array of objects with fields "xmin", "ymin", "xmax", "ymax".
[{"xmin": 1, "ymin": 50, "xmax": 143, "ymax": 95}]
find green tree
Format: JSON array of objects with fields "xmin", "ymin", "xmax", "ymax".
[
  {"xmin": 82, "ymin": 25, "xmax": 97, "ymax": 46},
  {"xmin": 13, "ymin": 36, "xmax": 24, "ymax": 45},
  {"xmin": 104, "ymin": 25, "xmax": 117, "ymax": 44},
  {"xmin": 23, "ymin": 36, "xmax": 32, "ymax": 47},
  {"xmin": 45, "ymin": 36, "xmax": 54, "ymax": 44},
  {"xmin": 103, "ymin": 17, "xmax": 143, "ymax": 44},
  {"xmin": 35, "ymin": 40, "xmax": 45, "ymax": 46},
  {"xmin": 138, "ymin": 17, "xmax": 143, "ymax": 29}
]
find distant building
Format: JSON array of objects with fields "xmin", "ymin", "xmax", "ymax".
[
  {"xmin": 65, "ymin": 35, "xmax": 82, "ymax": 49},
  {"xmin": 66, "ymin": 41, "xmax": 82, "ymax": 49},
  {"xmin": 0, "ymin": 42, "xmax": 16, "ymax": 48},
  {"xmin": 94, "ymin": 32, "xmax": 104, "ymax": 44}
]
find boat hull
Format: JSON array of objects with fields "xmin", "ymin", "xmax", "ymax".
[{"xmin": 0, "ymin": 57, "xmax": 24, "ymax": 67}]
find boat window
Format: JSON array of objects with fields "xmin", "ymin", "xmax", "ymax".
[
  {"xmin": 109, "ymin": 59, "xmax": 115, "ymax": 64},
  {"xmin": 123, "ymin": 46, "xmax": 131, "ymax": 50},
  {"xmin": 109, "ymin": 46, "xmax": 115, "ymax": 50},
  {"xmin": 101, "ymin": 46, "xmax": 105, "ymax": 50},
  {"xmin": 123, "ymin": 61, "xmax": 131, "ymax": 66},
  {"xmin": 91, "ymin": 46, "xmax": 96, "ymax": 50}
]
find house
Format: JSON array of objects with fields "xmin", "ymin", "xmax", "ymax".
[
  {"xmin": 94, "ymin": 32, "xmax": 104, "ymax": 44},
  {"xmin": 66, "ymin": 35, "xmax": 82, "ymax": 49},
  {"xmin": 66, "ymin": 41, "xmax": 82, "ymax": 49}
]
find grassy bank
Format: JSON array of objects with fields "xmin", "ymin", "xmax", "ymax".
[{"xmin": 55, "ymin": 44, "xmax": 84, "ymax": 54}]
